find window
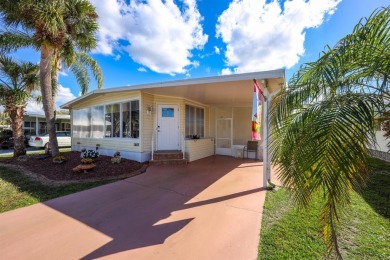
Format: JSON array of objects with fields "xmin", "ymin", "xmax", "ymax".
[
  {"xmin": 162, "ymin": 108, "xmax": 174, "ymax": 117},
  {"xmin": 23, "ymin": 121, "xmax": 36, "ymax": 138},
  {"xmin": 91, "ymin": 106, "xmax": 104, "ymax": 138},
  {"xmin": 73, "ymin": 109, "xmax": 82, "ymax": 138},
  {"xmin": 79, "ymin": 108, "xmax": 91, "ymax": 138},
  {"xmin": 122, "ymin": 100, "xmax": 140, "ymax": 138},
  {"xmin": 105, "ymin": 104, "xmax": 120, "ymax": 137},
  {"xmin": 72, "ymin": 100, "xmax": 140, "ymax": 139},
  {"xmin": 73, "ymin": 108, "xmax": 92, "ymax": 138},
  {"xmin": 39, "ymin": 122, "xmax": 47, "ymax": 135},
  {"xmin": 61, "ymin": 123, "xmax": 71, "ymax": 132},
  {"xmin": 185, "ymin": 105, "xmax": 204, "ymax": 138}
]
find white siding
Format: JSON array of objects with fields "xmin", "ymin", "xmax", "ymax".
[
  {"xmin": 72, "ymin": 138, "xmax": 141, "ymax": 152},
  {"xmin": 141, "ymin": 92, "xmax": 154, "ymax": 152},
  {"xmin": 374, "ymin": 131, "xmax": 389, "ymax": 152},
  {"xmin": 185, "ymin": 138, "xmax": 214, "ymax": 162}
]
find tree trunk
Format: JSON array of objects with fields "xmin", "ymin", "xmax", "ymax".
[
  {"xmin": 40, "ymin": 43, "xmax": 59, "ymax": 157},
  {"xmin": 9, "ymin": 106, "xmax": 26, "ymax": 157},
  {"xmin": 51, "ymin": 56, "xmax": 62, "ymax": 112}
]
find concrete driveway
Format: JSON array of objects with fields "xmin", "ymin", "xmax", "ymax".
[{"xmin": 0, "ymin": 156, "xmax": 267, "ymax": 259}]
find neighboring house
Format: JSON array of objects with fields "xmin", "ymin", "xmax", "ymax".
[
  {"xmin": 370, "ymin": 122, "xmax": 390, "ymax": 162},
  {"xmin": 61, "ymin": 70, "xmax": 285, "ymax": 163},
  {"xmin": 23, "ymin": 113, "xmax": 71, "ymax": 138}
]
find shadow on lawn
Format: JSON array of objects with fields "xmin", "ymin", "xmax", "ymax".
[
  {"xmin": 359, "ymin": 158, "xmax": 390, "ymax": 219},
  {"xmin": 0, "ymin": 166, "xmax": 111, "ymax": 211}
]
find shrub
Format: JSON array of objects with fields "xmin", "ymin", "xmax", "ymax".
[
  {"xmin": 0, "ymin": 129, "xmax": 13, "ymax": 142},
  {"xmin": 111, "ymin": 157, "xmax": 121, "ymax": 164},
  {"xmin": 53, "ymin": 155, "xmax": 65, "ymax": 161}
]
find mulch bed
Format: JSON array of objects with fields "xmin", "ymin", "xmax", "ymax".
[{"xmin": 0, "ymin": 152, "xmax": 148, "ymax": 184}]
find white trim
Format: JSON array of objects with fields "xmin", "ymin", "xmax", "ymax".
[
  {"xmin": 215, "ymin": 118, "xmax": 233, "ymax": 156},
  {"xmin": 73, "ymin": 97, "xmax": 141, "ymax": 110},
  {"xmin": 139, "ymin": 94, "xmax": 143, "ymax": 152},
  {"xmin": 35, "ymin": 117, "xmax": 39, "ymax": 136}
]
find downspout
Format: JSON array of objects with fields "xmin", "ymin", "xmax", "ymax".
[{"xmin": 262, "ymin": 80, "xmax": 281, "ymax": 188}]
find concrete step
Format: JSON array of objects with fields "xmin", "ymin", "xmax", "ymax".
[
  {"xmin": 153, "ymin": 151, "xmax": 183, "ymax": 160},
  {"xmin": 149, "ymin": 158, "xmax": 188, "ymax": 166}
]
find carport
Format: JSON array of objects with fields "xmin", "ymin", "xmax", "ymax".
[{"xmin": 0, "ymin": 156, "xmax": 271, "ymax": 259}]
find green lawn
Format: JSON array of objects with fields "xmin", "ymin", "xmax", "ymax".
[
  {"xmin": 0, "ymin": 165, "xmax": 111, "ymax": 213},
  {"xmin": 0, "ymin": 147, "xmax": 71, "ymax": 158},
  {"xmin": 258, "ymin": 158, "xmax": 390, "ymax": 259}
]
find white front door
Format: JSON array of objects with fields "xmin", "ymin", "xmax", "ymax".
[
  {"xmin": 216, "ymin": 118, "xmax": 232, "ymax": 156},
  {"xmin": 157, "ymin": 104, "xmax": 180, "ymax": 150}
]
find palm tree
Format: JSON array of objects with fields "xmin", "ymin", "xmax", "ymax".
[
  {"xmin": 0, "ymin": 0, "xmax": 100, "ymax": 157},
  {"xmin": 270, "ymin": 7, "xmax": 389, "ymax": 258},
  {"xmin": 0, "ymin": 53, "xmax": 39, "ymax": 157}
]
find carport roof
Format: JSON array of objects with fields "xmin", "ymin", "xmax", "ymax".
[{"xmin": 61, "ymin": 69, "xmax": 285, "ymax": 109}]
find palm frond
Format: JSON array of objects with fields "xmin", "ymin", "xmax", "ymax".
[
  {"xmin": 76, "ymin": 52, "xmax": 103, "ymax": 89},
  {"xmin": 64, "ymin": 0, "xmax": 99, "ymax": 51},
  {"xmin": 0, "ymin": 30, "xmax": 38, "ymax": 53},
  {"xmin": 70, "ymin": 60, "xmax": 89, "ymax": 95},
  {"xmin": 270, "ymin": 7, "xmax": 390, "ymax": 258}
]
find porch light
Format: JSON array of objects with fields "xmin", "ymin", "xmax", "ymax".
[{"xmin": 146, "ymin": 105, "xmax": 153, "ymax": 116}]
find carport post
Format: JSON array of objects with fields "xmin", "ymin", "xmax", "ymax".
[
  {"xmin": 263, "ymin": 86, "xmax": 282, "ymax": 188},
  {"xmin": 262, "ymin": 86, "xmax": 269, "ymax": 189}
]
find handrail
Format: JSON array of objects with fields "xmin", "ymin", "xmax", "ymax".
[
  {"xmin": 181, "ymin": 133, "xmax": 185, "ymax": 159},
  {"xmin": 151, "ymin": 130, "xmax": 155, "ymax": 161}
]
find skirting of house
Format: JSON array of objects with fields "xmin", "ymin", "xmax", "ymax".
[
  {"xmin": 72, "ymin": 146, "xmax": 151, "ymax": 163},
  {"xmin": 369, "ymin": 149, "xmax": 390, "ymax": 163}
]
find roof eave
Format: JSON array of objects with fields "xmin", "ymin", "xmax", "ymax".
[{"xmin": 60, "ymin": 69, "xmax": 285, "ymax": 109}]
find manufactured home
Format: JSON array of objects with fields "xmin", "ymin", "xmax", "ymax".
[
  {"xmin": 61, "ymin": 70, "xmax": 285, "ymax": 163},
  {"xmin": 23, "ymin": 113, "xmax": 71, "ymax": 138}
]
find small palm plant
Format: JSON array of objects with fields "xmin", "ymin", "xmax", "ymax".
[{"xmin": 0, "ymin": 53, "xmax": 39, "ymax": 157}]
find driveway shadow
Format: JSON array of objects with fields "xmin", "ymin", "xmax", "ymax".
[{"xmin": 42, "ymin": 156, "xmax": 264, "ymax": 259}]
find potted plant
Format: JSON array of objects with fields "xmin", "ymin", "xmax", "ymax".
[
  {"xmin": 73, "ymin": 149, "xmax": 98, "ymax": 173},
  {"xmin": 111, "ymin": 151, "xmax": 121, "ymax": 164}
]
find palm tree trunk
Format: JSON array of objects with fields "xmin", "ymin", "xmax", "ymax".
[
  {"xmin": 52, "ymin": 55, "xmax": 62, "ymax": 109},
  {"xmin": 40, "ymin": 43, "xmax": 59, "ymax": 157},
  {"xmin": 9, "ymin": 106, "xmax": 26, "ymax": 157}
]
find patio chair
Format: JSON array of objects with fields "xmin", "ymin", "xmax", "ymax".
[{"xmin": 243, "ymin": 141, "xmax": 258, "ymax": 160}]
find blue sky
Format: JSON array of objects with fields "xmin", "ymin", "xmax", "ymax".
[{"xmin": 3, "ymin": 0, "xmax": 389, "ymax": 113}]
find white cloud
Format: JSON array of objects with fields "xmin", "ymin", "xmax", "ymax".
[
  {"xmin": 25, "ymin": 101, "xmax": 43, "ymax": 114},
  {"xmin": 91, "ymin": 0, "xmax": 208, "ymax": 75},
  {"xmin": 114, "ymin": 54, "xmax": 121, "ymax": 61},
  {"xmin": 214, "ymin": 46, "xmax": 220, "ymax": 55},
  {"xmin": 216, "ymin": 0, "xmax": 341, "ymax": 73},
  {"xmin": 55, "ymin": 85, "xmax": 77, "ymax": 107},
  {"xmin": 25, "ymin": 85, "xmax": 76, "ymax": 115},
  {"xmin": 220, "ymin": 68, "xmax": 234, "ymax": 75},
  {"xmin": 59, "ymin": 70, "xmax": 68, "ymax": 77},
  {"xmin": 138, "ymin": 67, "xmax": 147, "ymax": 72}
]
